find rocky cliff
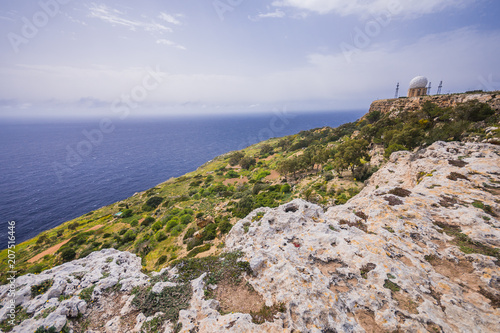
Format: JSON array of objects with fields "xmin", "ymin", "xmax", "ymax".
[
  {"xmin": 369, "ymin": 92, "xmax": 500, "ymax": 115},
  {"xmin": 1, "ymin": 141, "xmax": 499, "ymax": 333}
]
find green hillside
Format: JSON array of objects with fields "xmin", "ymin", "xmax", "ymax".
[{"xmin": 1, "ymin": 99, "xmax": 498, "ymax": 283}]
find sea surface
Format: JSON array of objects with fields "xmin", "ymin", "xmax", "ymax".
[{"xmin": 0, "ymin": 110, "xmax": 365, "ymax": 248}]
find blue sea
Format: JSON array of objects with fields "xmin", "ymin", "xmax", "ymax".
[{"xmin": 0, "ymin": 110, "xmax": 364, "ymax": 248}]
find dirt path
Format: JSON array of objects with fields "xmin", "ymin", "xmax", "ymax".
[
  {"xmin": 28, "ymin": 224, "xmax": 104, "ymax": 263},
  {"xmin": 265, "ymin": 170, "xmax": 280, "ymax": 181}
]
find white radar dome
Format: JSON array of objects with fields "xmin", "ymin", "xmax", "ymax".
[{"xmin": 409, "ymin": 76, "xmax": 428, "ymax": 89}]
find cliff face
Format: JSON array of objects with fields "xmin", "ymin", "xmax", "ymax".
[
  {"xmin": 369, "ymin": 92, "xmax": 500, "ymax": 115},
  {"xmin": 1, "ymin": 141, "xmax": 499, "ymax": 333}
]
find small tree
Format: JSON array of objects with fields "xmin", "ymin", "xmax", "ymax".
[
  {"xmin": 228, "ymin": 152, "xmax": 245, "ymax": 166},
  {"xmin": 239, "ymin": 156, "xmax": 256, "ymax": 170},
  {"xmin": 121, "ymin": 209, "xmax": 133, "ymax": 218},
  {"xmin": 259, "ymin": 144, "xmax": 274, "ymax": 156},
  {"xmin": 334, "ymin": 138, "xmax": 369, "ymax": 175},
  {"xmin": 60, "ymin": 248, "xmax": 76, "ymax": 262}
]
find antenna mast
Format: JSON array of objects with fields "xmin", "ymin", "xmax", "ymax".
[
  {"xmin": 427, "ymin": 82, "xmax": 432, "ymax": 95},
  {"xmin": 394, "ymin": 82, "xmax": 399, "ymax": 99},
  {"xmin": 437, "ymin": 81, "xmax": 443, "ymax": 95}
]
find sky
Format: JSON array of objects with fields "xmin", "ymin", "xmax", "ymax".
[{"xmin": 0, "ymin": 0, "xmax": 499, "ymax": 118}]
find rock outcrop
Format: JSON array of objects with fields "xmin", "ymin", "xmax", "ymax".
[
  {"xmin": 1, "ymin": 141, "xmax": 499, "ymax": 332},
  {"xmin": 369, "ymin": 92, "xmax": 500, "ymax": 115}
]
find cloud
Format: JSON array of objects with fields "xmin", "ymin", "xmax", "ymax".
[
  {"xmin": 258, "ymin": 9, "xmax": 286, "ymax": 19},
  {"xmin": 88, "ymin": 3, "xmax": 172, "ymax": 33},
  {"xmin": 271, "ymin": 0, "xmax": 474, "ymax": 18},
  {"xmin": 1, "ymin": 28, "xmax": 499, "ymax": 115},
  {"xmin": 159, "ymin": 12, "xmax": 182, "ymax": 25},
  {"xmin": 156, "ymin": 39, "xmax": 186, "ymax": 50}
]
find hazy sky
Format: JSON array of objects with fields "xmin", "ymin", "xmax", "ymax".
[{"xmin": 1, "ymin": 0, "xmax": 499, "ymax": 118}]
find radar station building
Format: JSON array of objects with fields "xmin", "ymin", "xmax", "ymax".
[{"xmin": 408, "ymin": 76, "xmax": 428, "ymax": 97}]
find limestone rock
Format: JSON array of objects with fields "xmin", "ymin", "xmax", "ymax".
[{"xmin": 0, "ymin": 141, "xmax": 498, "ymax": 333}]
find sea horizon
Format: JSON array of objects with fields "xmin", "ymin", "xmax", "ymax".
[{"xmin": 0, "ymin": 109, "xmax": 366, "ymax": 248}]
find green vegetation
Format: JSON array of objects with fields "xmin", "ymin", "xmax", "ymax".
[
  {"xmin": 31, "ymin": 279, "xmax": 53, "ymax": 298},
  {"xmin": 132, "ymin": 283, "xmax": 191, "ymax": 321},
  {"xmin": 0, "ymin": 307, "xmax": 32, "ymax": 332},
  {"xmin": 434, "ymin": 221, "xmax": 500, "ymax": 260},
  {"xmin": 251, "ymin": 303, "xmax": 286, "ymax": 324},
  {"xmin": 186, "ymin": 244, "xmax": 211, "ymax": 258},
  {"xmin": 79, "ymin": 285, "xmax": 95, "ymax": 303},
  {"xmin": 1, "ymin": 98, "xmax": 497, "ymax": 281},
  {"xmin": 384, "ymin": 279, "xmax": 401, "ymax": 292}
]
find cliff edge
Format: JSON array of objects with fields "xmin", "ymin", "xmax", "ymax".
[
  {"xmin": 1, "ymin": 141, "xmax": 499, "ymax": 332},
  {"xmin": 369, "ymin": 92, "xmax": 500, "ymax": 115}
]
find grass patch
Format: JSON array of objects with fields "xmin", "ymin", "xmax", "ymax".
[
  {"xmin": 252, "ymin": 212, "xmax": 265, "ymax": 222},
  {"xmin": 250, "ymin": 303, "xmax": 286, "ymax": 324},
  {"xmin": 172, "ymin": 251, "xmax": 251, "ymax": 289},
  {"xmin": 79, "ymin": 285, "xmax": 95, "ymax": 303},
  {"xmin": 132, "ymin": 283, "xmax": 191, "ymax": 321},
  {"xmin": 186, "ymin": 244, "xmax": 211, "ymax": 258},
  {"xmin": 0, "ymin": 306, "xmax": 32, "ymax": 332},
  {"xmin": 31, "ymin": 279, "xmax": 53, "ymax": 298},
  {"xmin": 472, "ymin": 200, "xmax": 498, "ymax": 217},
  {"xmin": 434, "ymin": 221, "xmax": 500, "ymax": 260},
  {"xmin": 383, "ymin": 279, "xmax": 400, "ymax": 292}
]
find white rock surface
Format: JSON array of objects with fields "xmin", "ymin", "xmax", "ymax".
[
  {"xmin": 0, "ymin": 141, "xmax": 498, "ymax": 333},
  {"xmin": 224, "ymin": 141, "xmax": 500, "ymax": 333}
]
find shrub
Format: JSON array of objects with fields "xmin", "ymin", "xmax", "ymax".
[
  {"xmin": 226, "ymin": 170, "xmax": 239, "ymax": 179},
  {"xmin": 166, "ymin": 218, "xmax": 179, "ymax": 232},
  {"xmin": 181, "ymin": 208, "xmax": 194, "ymax": 216},
  {"xmin": 152, "ymin": 221, "xmax": 163, "ymax": 232},
  {"xmin": 121, "ymin": 209, "xmax": 133, "ymax": 218},
  {"xmin": 171, "ymin": 224, "xmax": 185, "ymax": 237},
  {"xmin": 180, "ymin": 214, "xmax": 193, "ymax": 225},
  {"xmin": 259, "ymin": 144, "xmax": 274, "ymax": 156},
  {"xmin": 187, "ymin": 238, "xmax": 203, "ymax": 251},
  {"xmin": 122, "ymin": 230, "xmax": 137, "ymax": 243},
  {"xmin": 219, "ymin": 221, "xmax": 233, "ymax": 234},
  {"xmin": 156, "ymin": 231, "xmax": 167, "ymax": 242},
  {"xmin": 254, "ymin": 170, "xmax": 271, "ymax": 181},
  {"xmin": 384, "ymin": 144, "xmax": 407, "ymax": 158},
  {"xmin": 145, "ymin": 196, "xmax": 163, "ymax": 209},
  {"xmin": 60, "ymin": 248, "xmax": 76, "ymax": 262},
  {"xmin": 228, "ymin": 152, "xmax": 245, "ymax": 166},
  {"xmin": 183, "ymin": 228, "xmax": 196, "ymax": 240},
  {"xmin": 280, "ymin": 184, "xmax": 291, "ymax": 193},
  {"xmin": 141, "ymin": 217, "xmax": 155, "ymax": 227},
  {"xmin": 201, "ymin": 223, "xmax": 218, "ymax": 241},
  {"xmin": 240, "ymin": 156, "xmax": 256, "ymax": 170},
  {"xmin": 157, "ymin": 255, "xmax": 168, "ymax": 266},
  {"xmin": 186, "ymin": 244, "xmax": 211, "ymax": 258},
  {"xmin": 352, "ymin": 164, "xmax": 378, "ymax": 182}
]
